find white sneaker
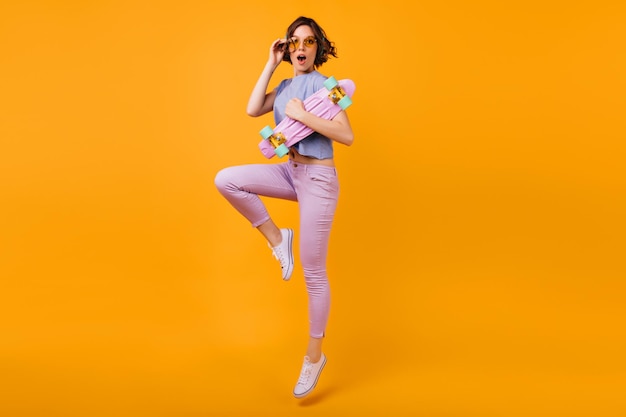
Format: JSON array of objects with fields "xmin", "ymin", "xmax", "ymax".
[
  {"xmin": 269, "ymin": 228, "xmax": 294, "ymax": 280},
  {"xmin": 293, "ymin": 353, "xmax": 326, "ymax": 398}
]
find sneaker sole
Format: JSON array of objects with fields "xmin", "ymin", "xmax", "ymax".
[{"xmin": 283, "ymin": 228, "xmax": 294, "ymax": 281}]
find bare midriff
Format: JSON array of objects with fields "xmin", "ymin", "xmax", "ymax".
[{"xmin": 288, "ymin": 148, "xmax": 335, "ymax": 167}]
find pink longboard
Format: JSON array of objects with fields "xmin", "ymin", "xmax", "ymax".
[{"xmin": 259, "ymin": 76, "xmax": 355, "ymax": 158}]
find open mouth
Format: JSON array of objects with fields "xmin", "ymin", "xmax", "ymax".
[{"xmin": 297, "ymin": 54, "xmax": 306, "ymax": 64}]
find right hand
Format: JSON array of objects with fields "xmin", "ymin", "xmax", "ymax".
[{"xmin": 268, "ymin": 38, "xmax": 287, "ymax": 68}]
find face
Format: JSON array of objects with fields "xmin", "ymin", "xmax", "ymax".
[{"xmin": 287, "ymin": 25, "xmax": 318, "ymax": 75}]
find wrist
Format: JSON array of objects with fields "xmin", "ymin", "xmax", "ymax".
[{"xmin": 298, "ymin": 110, "xmax": 309, "ymax": 124}]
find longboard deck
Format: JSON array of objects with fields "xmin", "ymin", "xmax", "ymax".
[{"xmin": 258, "ymin": 77, "xmax": 355, "ymax": 158}]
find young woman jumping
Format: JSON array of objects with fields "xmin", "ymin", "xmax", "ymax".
[{"xmin": 214, "ymin": 16, "xmax": 354, "ymax": 398}]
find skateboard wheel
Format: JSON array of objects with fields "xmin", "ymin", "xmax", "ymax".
[
  {"xmin": 338, "ymin": 95, "xmax": 352, "ymax": 110},
  {"xmin": 323, "ymin": 76, "xmax": 338, "ymax": 90},
  {"xmin": 260, "ymin": 125, "xmax": 274, "ymax": 140},
  {"xmin": 275, "ymin": 144, "xmax": 289, "ymax": 158}
]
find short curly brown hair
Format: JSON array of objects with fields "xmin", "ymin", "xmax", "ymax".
[{"xmin": 282, "ymin": 16, "xmax": 338, "ymax": 68}]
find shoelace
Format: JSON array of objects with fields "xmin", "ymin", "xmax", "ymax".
[
  {"xmin": 297, "ymin": 361, "xmax": 313, "ymax": 385},
  {"xmin": 271, "ymin": 247, "xmax": 287, "ymax": 269}
]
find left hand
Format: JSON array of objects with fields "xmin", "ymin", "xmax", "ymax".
[{"xmin": 285, "ymin": 98, "xmax": 306, "ymax": 122}]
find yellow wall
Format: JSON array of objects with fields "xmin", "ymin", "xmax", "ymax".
[{"xmin": 1, "ymin": 1, "xmax": 625, "ymax": 416}]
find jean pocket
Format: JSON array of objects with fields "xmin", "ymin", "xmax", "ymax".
[
  {"xmin": 305, "ymin": 166, "xmax": 336, "ymax": 183},
  {"xmin": 304, "ymin": 166, "xmax": 339, "ymax": 198}
]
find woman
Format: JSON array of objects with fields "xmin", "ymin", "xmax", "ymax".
[{"xmin": 215, "ymin": 16, "xmax": 354, "ymax": 398}]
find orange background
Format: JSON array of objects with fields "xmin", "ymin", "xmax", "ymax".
[{"xmin": 1, "ymin": 1, "xmax": 625, "ymax": 416}]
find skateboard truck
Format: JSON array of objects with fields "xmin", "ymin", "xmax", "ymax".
[
  {"xmin": 324, "ymin": 76, "xmax": 353, "ymax": 110},
  {"xmin": 259, "ymin": 126, "xmax": 289, "ymax": 157}
]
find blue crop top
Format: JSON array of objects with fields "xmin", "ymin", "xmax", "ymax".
[{"xmin": 273, "ymin": 71, "xmax": 334, "ymax": 159}]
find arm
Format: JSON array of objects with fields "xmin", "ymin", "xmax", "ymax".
[
  {"xmin": 285, "ymin": 98, "xmax": 355, "ymax": 147},
  {"xmin": 246, "ymin": 39, "xmax": 286, "ymax": 117}
]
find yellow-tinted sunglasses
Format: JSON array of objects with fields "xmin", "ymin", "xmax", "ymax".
[{"xmin": 288, "ymin": 36, "xmax": 317, "ymax": 52}]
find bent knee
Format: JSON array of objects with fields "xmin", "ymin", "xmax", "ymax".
[{"xmin": 214, "ymin": 167, "xmax": 233, "ymax": 193}]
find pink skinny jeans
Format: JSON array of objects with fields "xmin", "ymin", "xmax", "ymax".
[{"xmin": 214, "ymin": 159, "xmax": 339, "ymax": 338}]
